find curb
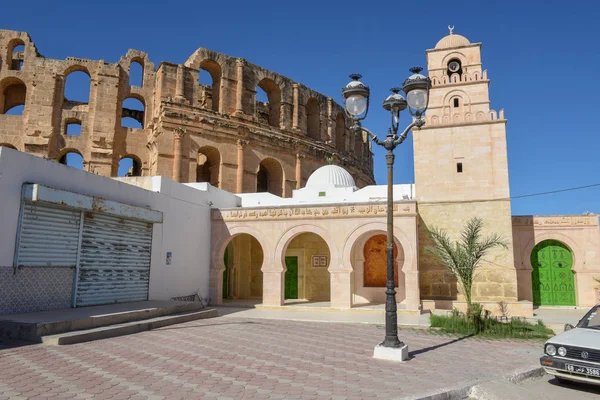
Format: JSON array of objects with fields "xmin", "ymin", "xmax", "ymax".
[{"xmin": 405, "ymin": 366, "xmax": 545, "ymax": 400}]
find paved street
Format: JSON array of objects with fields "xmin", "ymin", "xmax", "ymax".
[
  {"xmin": 1, "ymin": 317, "xmax": 543, "ymax": 399},
  {"xmin": 468, "ymin": 374, "xmax": 600, "ymax": 399}
]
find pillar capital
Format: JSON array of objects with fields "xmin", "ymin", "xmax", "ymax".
[
  {"xmin": 173, "ymin": 127, "xmax": 187, "ymax": 140},
  {"xmin": 237, "ymin": 139, "xmax": 248, "ymax": 149},
  {"xmin": 236, "ymin": 58, "xmax": 246, "ymax": 66}
]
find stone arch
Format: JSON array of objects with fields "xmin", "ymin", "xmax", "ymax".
[
  {"xmin": 306, "ymin": 97, "xmax": 320, "ymax": 140},
  {"xmin": 57, "ymin": 148, "xmax": 85, "ymax": 170},
  {"xmin": 0, "ymin": 143, "xmax": 17, "ymax": 150},
  {"xmin": 121, "ymin": 96, "xmax": 145, "ymax": 128},
  {"xmin": 522, "ymin": 233, "xmax": 581, "ymax": 273},
  {"xmin": 64, "ymin": 118, "xmax": 82, "ymax": 136},
  {"xmin": 211, "ymin": 225, "xmax": 269, "ymax": 304},
  {"xmin": 441, "ymin": 51, "xmax": 468, "ymax": 68},
  {"xmin": 64, "ymin": 67, "xmax": 91, "ymax": 104},
  {"xmin": 0, "ymin": 77, "xmax": 27, "ymax": 115},
  {"xmin": 118, "ymin": 154, "xmax": 142, "ymax": 177},
  {"xmin": 256, "ymin": 78, "xmax": 281, "ymax": 127},
  {"xmin": 353, "ymin": 231, "xmax": 405, "ymax": 304},
  {"xmin": 129, "ymin": 57, "xmax": 144, "ymax": 87},
  {"xmin": 274, "ymin": 224, "xmax": 341, "ymax": 274},
  {"xmin": 198, "ymin": 59, "xmax": 222, "ymax": 112},
  {"xmin": 335, "ymin": 113, "xmax": 345, "ymax": 151},
  {"xmin": 443, "ymin": 89, "xmax": 471, "ymax": 108},
  {"xmin": 7, "ymin": 38, "xmax": 25, "ymax": 71},
  {"xmin": 196, "ymin": 145, "xmax": 221, "ymax": 187},
  {"xmin": 257, "ymin": 157, "xmax": 284, "ymax": 196},
  {"xmin": 343, "ymin": 222, "xmax": 418, "ymax": 306}
]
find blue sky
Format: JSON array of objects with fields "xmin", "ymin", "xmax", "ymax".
[{"xmin": 2, "ymin": 0, "xmax": 599, "ymax": 215}]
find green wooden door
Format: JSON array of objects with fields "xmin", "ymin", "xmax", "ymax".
[
  {"xmin": 531, "ymin": 240, "xmax": 575, "ymax": 306},
  {"xmin": 285, "ymin": 256, "xmax": 298, "ymax": 300}
]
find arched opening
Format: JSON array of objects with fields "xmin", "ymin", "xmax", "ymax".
[
  {"xmin": 306, "ymin": 97, "xmax": 320, "ymax": 140},
  {"xmin": 531, "ymin": 240, "xmax": 575, "ymax": 306},
  {"xmin": 0, "ymin": 77, "xmax": 27, "ymax": 115},
  {"xmin": 118, "ymin": 156, "xmax": 142, "ymax": 177},
  {"xmin": 283, "ymin": 232, "xmax": 331, "ymax": 303},
  {"xmin": 335, "ymin": 113, "xmax": 345, "ymax": 151},
  {"xmin": 256, "ymin": 78, "xmax": 281, "ymax": 128},
  {"xmin": 65, "ymin": 119, "xmax": 82, "ymax": 136},
  {"xmin": 8, "ymin": 40, "xmax": 25, "ymax": 71},
  {"xmin": 198, "ymin": 59, "xmax": 221, "ymax": 112},
  {"xmin": 58, "ymin": 151, "xmax": 84, "ymax": 170},
  {"xmin": 256, "ymin": 158, "xmax": 283, "ymax": 196},
  {"xmin": 129, "ymin": 60, "xmax": 144, "ymax": 87},
  {"xmin": 121, "ymin": 97, "xmax": 145, "ymax": 128},
  {"xmin": 0, "ymin": 143, "xmax": 17, "ymax": 150},
  {"xmin": 196, "ymin": 146, "xmax": 220, "ymax": 187},
  {"xmin": 352, "ymin": 232, "xmax": 405, "ymax": 305},
  {"xmin": 222, "ymin": 234, "xmax": 263, "ymax": 301},
  {"xmin": 64, "ymin": 70, "xmax": 91, "ymax": 104}
]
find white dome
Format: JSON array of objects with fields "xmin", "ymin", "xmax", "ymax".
[{"xmin": 305, "ymin": 165, "xmax": 356, "ymax": 189}]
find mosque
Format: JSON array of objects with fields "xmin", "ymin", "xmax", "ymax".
[
  {"xmin": 0, "ymin": 28, "xmax": 598, "ymax": 318},
  {"xmin": 211, "ymin": 29, "xmax": 600, "ymax": 317}
]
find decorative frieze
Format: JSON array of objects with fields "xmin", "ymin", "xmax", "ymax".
[
  {"xmin": 214, "ymin": 203, "xmax": 416, "ymax": 221},
  {"xmin": 512, "ymin": 215, "xmax": 598, "ymax": 227}
]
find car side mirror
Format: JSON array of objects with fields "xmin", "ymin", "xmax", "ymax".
[{"xmin": 564, "ymin": 324, "xmax": 575, "ymax": 331}]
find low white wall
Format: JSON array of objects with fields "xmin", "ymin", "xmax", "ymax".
[{"xmin": 0, "ymin": 147, "xmax": 239, "ymax": 307}]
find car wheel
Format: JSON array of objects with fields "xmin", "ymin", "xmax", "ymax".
[{"xmin": 554, "ymin": 376, "xmax": 568, "ymax": 384}]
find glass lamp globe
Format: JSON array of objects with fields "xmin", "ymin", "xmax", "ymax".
[
  {"xmin": 345, "ymin": 94, "xmax": 368, "ymax": 116},
  {"xmin": 407, "ymin": 89, "xmax": 428, "ymax": 111}
]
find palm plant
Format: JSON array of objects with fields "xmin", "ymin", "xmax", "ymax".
[{"xmin": 426, "ymin": 217, "xmax": 509, "ymax": 315}]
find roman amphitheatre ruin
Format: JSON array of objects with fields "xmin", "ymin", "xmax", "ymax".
[{"xmin": 0, "ymin": 29, "xmax": 374, "ymax": 195}]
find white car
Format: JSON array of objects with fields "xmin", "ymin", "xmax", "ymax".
[{"xmin": 541, "ymin": 303, "xmax": 600, "ymax": 385}]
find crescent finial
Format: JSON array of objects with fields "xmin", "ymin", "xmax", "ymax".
[{"xmin": 448, "ymin": 25, "xmax": 455, "ymax": 34}]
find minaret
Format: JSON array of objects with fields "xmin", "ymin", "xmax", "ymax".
[{"xmin": 415, "ymin": 27, "xmax": 518, "ymax": 309}]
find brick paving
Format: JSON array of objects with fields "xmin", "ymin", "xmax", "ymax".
[{"xmin": 0, "ymin": 317, "xmax": 543, "ymax": 399}]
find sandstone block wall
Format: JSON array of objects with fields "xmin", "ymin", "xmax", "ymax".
[{"xmin": 0, "ymin": 29, "xmax": 375, "ymax": 195}]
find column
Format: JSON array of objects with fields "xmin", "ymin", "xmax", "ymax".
[
  {"xmin": 330, "ymin": 270, "xmax": 353, "ymax": 309},
  {"xmin": 175, "ymin": 64, "xmax": 185, "ymax": 101},
  {"xmin": 262, "ymin": 270, "xmax": 285, "ymax": 306},
  {"xmin": 292, "ymin": 83, "xmax": 299, "ymax": 130},
  {"xmin": 295, "ymin": 153, "xmax": 304, "ymax": 190},
  {"xmin": 235, "ymin": 58, "xmax": 245, "ymax": 115},
  {"xmin": 327, "ymin": 97, "xmax": 333, "ymax": 142},
  {"xmin": 172, "ymin": 127, "xmax": 186, "ymax": 182},
  {"xmin": 236, "ymin": 139, "xmax": 247, "ymax": 193}
]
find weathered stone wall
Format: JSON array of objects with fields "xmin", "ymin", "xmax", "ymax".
[{"xmin": 0, "ymin": 29, "xmax": 374, "ymax": 195}]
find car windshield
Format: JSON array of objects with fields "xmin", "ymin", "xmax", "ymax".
[{"xmin": 577, "ymin": 305, "xmax": 600, "ymax": 329}]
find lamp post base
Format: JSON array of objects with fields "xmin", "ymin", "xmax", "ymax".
[{"xmin": 373, "ymin": 343, "xmax": 409, "ymax": 362}]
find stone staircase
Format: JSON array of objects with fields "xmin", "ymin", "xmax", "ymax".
[{"xmin": 0, "ymin": 300, "xmax": 217, "ymax": 345}]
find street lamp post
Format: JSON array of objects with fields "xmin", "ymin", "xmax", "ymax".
[{"xmin": 342, "ymin": 68, "xmax": 431, "ymax": 361}]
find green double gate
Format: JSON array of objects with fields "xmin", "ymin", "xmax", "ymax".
[{"xmin": 531, "ymin": 240, "xmax": 575, "ymax": 306}]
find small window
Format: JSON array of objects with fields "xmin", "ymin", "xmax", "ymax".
[
  {"xmin": 457, "ymin": 162, "xmax": 463, "ymax": 173},
  {"xmin": 453, "ymin": 98, "xmax": 460, "ymax": 108},
  {"xmin": 319, "ymin": 191, "xmax": 326, "ymax": 197}
]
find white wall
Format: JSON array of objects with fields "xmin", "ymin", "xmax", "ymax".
[{"xmin": 0, "ymin": 147, "xmax": 240, "ymax": 305}]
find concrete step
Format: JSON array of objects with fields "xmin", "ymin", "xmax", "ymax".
[
  {"xmin": 0, "ymin": 300, "xmax": 207, "ymax": 342},
  {"xmin": 42, "ymin": 308, "xmax": 217, "ymax": 345}
]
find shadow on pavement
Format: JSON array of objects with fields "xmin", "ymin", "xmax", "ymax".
[
  {"xmin": 547, "ymin": 377, "xmax": 600, "ymax": 395},
  {"xmin": 408, "ymin": 334, "xmax": 474, "ymax": 359}
]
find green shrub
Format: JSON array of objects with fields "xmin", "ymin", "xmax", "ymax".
[{"xmin": 430, "ymin": 313, "xmax": 554, "ymax": 339}]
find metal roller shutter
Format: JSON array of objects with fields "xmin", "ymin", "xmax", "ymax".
[
  {"xmin": 75, "ymin": 212, "xmax": 153, "ymax": 307},
  {"xmin": 15, "ymin": 203, "xmax": 82, "ymax": 267}
]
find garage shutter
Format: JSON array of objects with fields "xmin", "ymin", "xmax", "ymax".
[
  {"xmin": 75, "ymin": 212, "xmax": 153, "ymax": 307},
  {"xmin": 15, "ymin": 203, "xmax": 82, "ymax": 267}
]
